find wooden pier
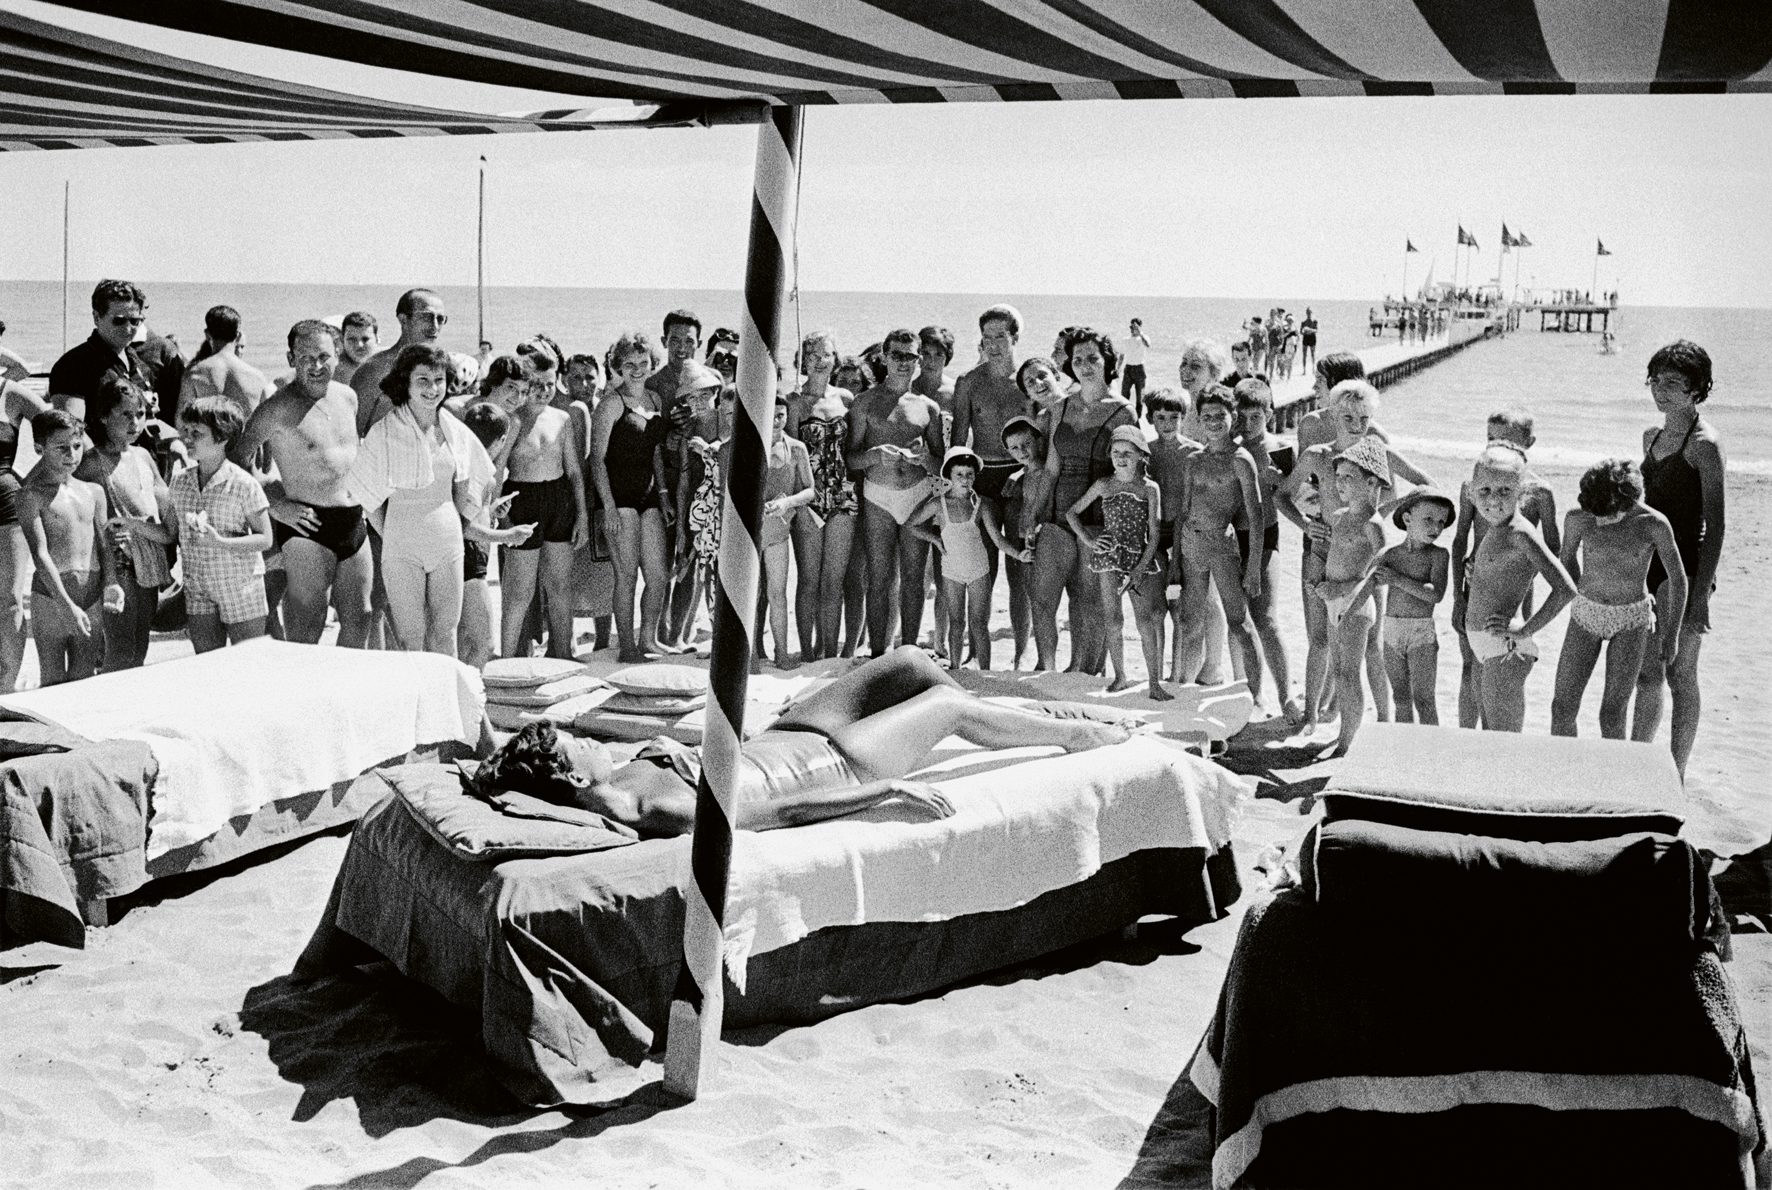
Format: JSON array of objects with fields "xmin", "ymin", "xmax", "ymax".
[
  {"xmin": 1523, "ymin": 302, "xmax": 1615, "ymax": 334},
  {"xmin": 1270, "ymin": 320, "xmax": 1501, "ymax": 431}
]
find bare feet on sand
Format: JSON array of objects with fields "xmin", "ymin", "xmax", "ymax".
[
  {"xmin": 1282, "ymin": 698, "xmax": 1306, "ymax": 727},
  {"xmin": 1106, "ymin": 676, "xmax": 1135, "ymax": 693},
  {"xmin": 618, "ymin": 648, "xmax": 647, "ymax": 664},
  {"xmin": 1062, "ymin": 720, "xmax": 1133, "ymax": 751},
  {"xmin": 1147, "ymin": 681, "xmax": 1174, "ymax": 702}
]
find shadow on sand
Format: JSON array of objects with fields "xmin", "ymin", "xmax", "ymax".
[
  {"xmin": 1710, "ymin": 836, "xmax": 1772, "ymax": 934},
  {"xmin": 1118, "ymin": 1068, "xmax": 1216, "ymax": 1189}
]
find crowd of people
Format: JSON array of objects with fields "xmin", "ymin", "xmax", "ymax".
[{"xmin": 0, "ymin": 281, "xmax": 1724, "ymax": 777}]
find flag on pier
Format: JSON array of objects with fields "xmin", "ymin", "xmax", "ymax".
[
  {"xmin": 1500, "ymin": 225, "xmax": 1512, "ymax": 252},
  {"xmin": 1516, "ymin": 232, "xmax": 1533, "ymax": 248},
  {"xmin": 1457, "ymin": 226, "xmax": 1477, "ymax": 248},
  {"xmin": 1597, "ymin": 239, "xmax": 1612, "ymax": 255},
  {"xmin": 1406, "ymin": 239, "xmax": 1418, "ymax": 253}
]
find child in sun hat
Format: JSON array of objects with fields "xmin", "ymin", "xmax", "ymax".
[
  {"xmin": 1372, "ymin": 487, "xmax": 1455, "ymax": 725},
  {"xmin": 1311, "ymin": 435, "xmax": 1391, "ymax": 755},
  {"xmin": 909, "ymin": 445, "xmax": 1025, "ymax": 672},
  {"xmin": 1063, "ymin": 424, "xmax": 1167, "ymax": 699}
]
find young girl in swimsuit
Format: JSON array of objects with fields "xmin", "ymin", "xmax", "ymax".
[
  {"xmin": 591, "ymin": 332, "xmax": 670, "ymax": 663},
  {"xmin": 1552, "ymin": 459, "xmax": 1686, "ymax": 741},
  {"xmin": 759, "ymin": 396, "xmax": 815, "ymax": 669},
  {"xmin": 785, "ymin": 330, "xmax": 858, "ymax": 660},
  {"xmin": 1065, "ymin": 425, "xmax": 1166, "ymax": 699},
  {"xmin": 909, "ymin": 447, "xmax": 1027, "ymax": 673}
]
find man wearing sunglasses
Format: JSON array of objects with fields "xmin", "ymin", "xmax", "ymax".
[
  {"xmin": 350, "ymin": 288, "xmax": 449, "ymax": 437},
  {"xmin": 49, "ymin": 280, "xmax": 157, "ymax": 426}
]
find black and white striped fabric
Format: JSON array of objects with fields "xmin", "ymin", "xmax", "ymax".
[
  {"xmin": 37, "ymin": 0, "xmax": 1772, "ymax": 116},
  {"xmin": 0, "ymin": 8, "xmax": 710, "ymax": 152}
]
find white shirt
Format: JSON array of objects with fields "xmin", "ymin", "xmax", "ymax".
[{"xmin": 1124, "ymin": 334, "xmax": 1148, "ymax": 367}]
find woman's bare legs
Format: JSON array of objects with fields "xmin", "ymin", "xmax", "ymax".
[
  {"xmin": 1028, "ymin": 527, "xmax": 1071, "ymax": 671},
  {"xmin": 1005, "ymin": 553, "xmax": 1031, "ymax": 669},
  {"xmin": 861, "ymin": 499, "xmax": 901, "ymax": 657},
  {"xmin": 763, "ymin": 538, "xmax": 795, "ymax": 668},
  {"xmin": 842, "ymin": 539, "xmax": 867, "ymax": 657},
  {"xmin": 1098, "ymin": 571, "xmax": 1130, "ymax": 691},
  {"xmin": 607, "ymin": 508, "xmax": 644, "ymax": 662},
  {"xmin": 791, "ymin": 513, "xmax": 823, "ymax": 660}
]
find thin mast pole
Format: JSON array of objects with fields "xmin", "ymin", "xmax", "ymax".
[
  {"xmin": 477, "ymin": 156, "xmax": 486, "ymax": 349},
  {"xmin": 1591, "ymin": 245, "xmax": 1600, "ymax": 302},
  {"xmin": 1401, "ymin": 241, "xmax": 1409, "ymax": 301},
  {"xmin": 62, "ymin": 180, "xmax": 70, "ymax": 353}
]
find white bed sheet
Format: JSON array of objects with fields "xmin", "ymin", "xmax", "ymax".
[
  {"xmin": 2, "ymin": 639, "xmax": 484, "ymax": 859},
  {"xmin": 717, "ymin": 736, "xmax": 1250, "ymax": 989}
]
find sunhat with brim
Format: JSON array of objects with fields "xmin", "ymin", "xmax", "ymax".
[
  {"xmin": 1110, "ymin": 424, "xmax": 1151, "ymax": 454},
  {"xmin": 1391, "ymin": 487, "xmax": 1457, "ymax": 531},
  {"xmin": 674, "ymin": 362, "xmax": 724, "ymax": 399},
  {"xmin": 941, "ymin": 445, "xmax": 983, "ymax": 479},
  {"xmin": 999, "ymin": 415, "xmax": 1042, "ymax": 449},
  {"xmin": 1335, "ymin": 436, "xmax": 1393, "ymax": 487}
]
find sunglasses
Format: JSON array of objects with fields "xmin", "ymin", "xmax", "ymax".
[{"xmin": 887, "ymin": 349, "xmax": 919, "ymax": 364}]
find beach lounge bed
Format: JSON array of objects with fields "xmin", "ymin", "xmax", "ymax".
[
  {"xmin": 295, "ymin": 735, "xmax": 1247, "ymax": 1107},
  {"xmin": 1189, "ymin": 725, "xmax": 1762, "ymax": 1189},
  {"xmin": 0, "ymin": 639, "xmax": 484, "ymax": 948}
]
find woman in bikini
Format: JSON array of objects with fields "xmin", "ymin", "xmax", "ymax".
[
  {"xmin": 785, "ymin": 330, "xmax": 858, "ymax": 660},
  {"xmin": 474, "ymin": 646, "xmax": 1131, "ymax": 837},
  {"xmin": 846, "ymin": 328, "xmax": 945, "ymax": 658},
  {"xmin": 590, "ymin": 331, "xmax": 671, "ymax": 662}
]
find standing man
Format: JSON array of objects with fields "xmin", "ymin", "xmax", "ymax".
[
  {"xmin": 1300, "ymin": 308, "xmax": 1318, "ymax": 370},
  {"xmin": 48, "ymin": 280, "xmax": 152, "ymax": 425},
  {"xmin": 237, "ymin": 320, "xmax": 372, "ymax": 648},
  {"xmin": 335, "ymin": 312, "xmax": 379, "ymax": 388},
  {"xmin": 1122, "ymin": 317, "xmax": 1151, "ymax": 417},
  {"xmin": 646, "ymin": 310, "xmax": 702, "ymax": 649},
  {"xmin": 1221, "ymin": 339, "xmax": 1259, "ymax": 391},
  {"xmin": 179, "ymin": 306, "xmax": 270, "ymax": 433},
  {"xmin": 914, "ymin": 326, "xmax": 957, "ymax": 441},
  {"xmin": 351, "ymin": 288, "xmax": 448, "ymax": 436}
]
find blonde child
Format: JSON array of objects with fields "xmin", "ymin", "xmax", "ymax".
[
  {"xmin": 1464, "ymin": 444, "xmax": 1577, "ymax": 733},
  {"xmin": 127, "ymin": 398, "xmax": 271, "ymax": 654},
  {"xmin": 1551, "ymin": 460, "xmax": 1684, "ymax": 740},
  {"xmin": 1065, "ymin": 425, "xmax": 1167, "ymax": 698},
  {"xmin": 910, "ymin": 447, "xmax": 1027, "ymax": 672},
  {"xmin": 18, "ymin": 409, "xmax": 123, "ymax": 683},
  {"xmin": 1312, "ymin": 438, "xmax": 1390, "ymax": 756},
  {"xmin": 759, "ymin": 395, "xmax": 815, "ymax": 669},
  {"xmin": 1373, "ymin": 489, "xmax": 1455, "ymax": 724}
]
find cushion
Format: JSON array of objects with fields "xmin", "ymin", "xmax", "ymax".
[
  {"xmin": 486, "ymin": 672, "xmax": 606, "ymax": 708},
  {"xmin": 482, "ymin": 657, "xmax": 591, "ymax": 689},
  {"xmin": 600, "ymin": 691, "xmax": 708, "ymax": 716},
  {"xmin": 604, "ymin": 664, "xmax": 709, "ymax": 698},
  {"xmin": 379, "ymin": 762, "xmax": 637, "ymax": 861},
  {"xmin": 521, "ymin": 689, "xmax": 617, "ymax": 726},
  {"xmin": 1322, "ymin": 724, "xmax": 1685, "ymax": 843}
]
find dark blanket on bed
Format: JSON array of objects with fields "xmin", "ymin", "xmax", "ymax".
[
  {"xmin": 0, "ymin": 721, "xmax": 159, "ymax": 950},
  {"xmin": 297, "ymin": 765, "xmax": 1239, "ymax": 1107},
  {"xmin": 1192, "ymin": 823, "xmax": 1762, "ymax": 1189}
]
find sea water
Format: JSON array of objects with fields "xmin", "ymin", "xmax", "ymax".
[{"xmin": 2, "ymin": 280, "xmax": 1766, "ymax": 472}]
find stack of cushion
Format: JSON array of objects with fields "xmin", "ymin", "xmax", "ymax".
[
  {"xmin": 567, "ymin": 665, "xmax": 712, "ymax": 742},
  {"xmin": 481, "ymin": 658, "xmax": 606, "ymax": 730}
]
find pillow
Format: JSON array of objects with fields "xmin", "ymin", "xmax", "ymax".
[
  {"xmin": 522, "ymin": 689, "xmax": 617, "ymax": 726},
  {"xmin": 600, "ymin": 691, "xmax": 708, "ymax": 716},
  {"xmin": 486, "ymin": 672, "xmax": 606, "ymax": 708},
  {"xmin": 380, "ymin": 762, "xmax": 637, "ymax": 862},
  {"xmin": 482, "ymin": 657, "xmax": 590, "ymax": 689},
  {"xmin": 605, "ymin": 664, "xmax": 709, "ymax": 698},
  {"xmin": 1322, "ymin": 723, "xmax": 1685, "ymax": 843}
]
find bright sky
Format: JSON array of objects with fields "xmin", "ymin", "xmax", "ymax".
[{"xmin": 4, "ymin": 0, "xmax": 1770, "ymax": 307}]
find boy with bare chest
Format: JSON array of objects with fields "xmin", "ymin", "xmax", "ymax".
[
  {"xmin": 19, "ymin": 410, "xmax": 123, "ymax": 683},
  {"xmin": 1310, "ymin": 438, "xmax": 1390, "ymax": 756},
  {"xmin": 501, "ymin": 374, "xmax": 589, "ymax": 659}
]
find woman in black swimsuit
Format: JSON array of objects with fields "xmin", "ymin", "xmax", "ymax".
[
  {"xmin": 1632, "ymin": 340, "xmax": 1726, "ymax": 779},
  {"xmin": 589, "ymin": 331, "xmax": 671, "ymax": 662}
]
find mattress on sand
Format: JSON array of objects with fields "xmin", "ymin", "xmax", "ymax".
[{"xmin": 296, "ymin": 737, "xmax": 1248, "ymax": 1107}]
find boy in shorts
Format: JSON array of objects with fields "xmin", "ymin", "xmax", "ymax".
[
  {"xmin": 1311, "ymin": 437, "xmax": 1389, "ymax": 756},
  {"xmin": 18, "ymin": 409, "xmax": 123, "ymax": 683},
  {"xmin": 1145, "ymin": 388, "xmax": 1197, "ymax": 683},
  {"xmin": 127, "ymin": 398, "xmax": 271, "ymax": 653},
  {"xmin": 1373, "ymin": 489, "xmax": 1454, "ymax": 724},
  {"xmin": 1463, "ymin": 445, "xmax": 1576, "ymax": 732},
  {"xmin": 1233, "ymin": 378, "xmax": 1298, "ymax": 721}
]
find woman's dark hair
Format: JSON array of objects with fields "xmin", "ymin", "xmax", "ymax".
[
  {"xmin": 176, "ymin": 396, "xmax": 245, "ymax": 451},
  {"xmin": 919, "ymin": 325, "xmax": 955, "ymax": 364},
  {"xmin": 1578, "ymin": 458, "xmax": 1645, "ymax": 517},
  {"xmin": 480, "ymin": 352, "xmax": 531, "ymax": 398},
  {"xmin": 1061, "ymin": 327, "xmax": 1120, "ymax": 384},
  {"xmin": 473, "ymin": 721, "xmax": 579, "ymax": 802},
  {"xmin": 1647, "ymin": 339, "xmax": 1713, "ymax": 402},
  {"xmin": 380, "ymin": 344, "xmax": 452, "ymax": 404},
  {"xmin": 89, "ymin": 375, "xmax": 146, "ymax": 448},
  {"xmin": 1315, "ymin": 351, "xmax": 1366, "ymax": 388}
]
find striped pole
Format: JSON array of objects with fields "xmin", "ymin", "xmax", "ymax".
[{"xmin": 663, "ymin": 104, "xmax": 802, "ymax": 1100}]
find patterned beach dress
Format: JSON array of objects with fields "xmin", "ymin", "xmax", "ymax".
[
  {"xmin": 1089, "ymin": 488, "xmax": 1160, "ymax": 577},
  {"xmin": 796, "ymin": 414, "xmax": 858, "ymax": 518}
]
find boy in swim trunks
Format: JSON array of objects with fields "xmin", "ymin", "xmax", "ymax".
[
  {"xmin": 1451, "ymin": 410, "xmax": 1560, "ymax": 728},
  {"xmin": 1550, "ymin": 459, "xmax": 1685, "ymax": 740},
  {"xmin": 1463, "ymin": 444, "xmax": 1576, "ymax": 733},
  {"xmin": 501, "ymin": 355, "xmax": 589, "ymax": 660},
  {"xmin": 128, "ymin": 399, "xmax": 273, "ymax": 653},
  {"xmin": 17, "ymin": 410, "xmax": 123, "ymax": 684},
  {"xmin": 1372, "ymin": 489, "xmax": 1454, "ymax": 725},
  {"xmin": 1146, "ymin": 389, "xmax": 1197, "ymax": 686},
  {"xmin": 1310, "ymin": 438, "xmax": 1389, "ymax": 756}
]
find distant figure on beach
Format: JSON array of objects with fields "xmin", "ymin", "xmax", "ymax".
[
  {"xmin": 335, "ymin": 312, "xmax": 379, "ymax": 388},
  {"xmin": 179, "ymin": 306, "xmax": 270, "ymax": 443},
  {"xmin": 1221, "ymin": 340, "xmax": 1258, "ymax": 392},
  {"xmin": 1122, "ymin": 318, "xmax": 1151, "ymax": 417},
  {"xmin": 351, "ymin": 289, "xmax": 449, "ymax": 437},
  {"xmin": 0, "ymin": 320, "xmax": 30, "ymax": 382},
  {"xmin": 1633, "ymin": 340, "xmax": 1726, "ymax": 779},
  {"xmin": 238, "ymin": 320, "xmax": 372, "ymax": 648},
  {"xmin": 18, "ymin": 409, "xmax": 122, "ymax": 684},
  {"xmin": 1299, "ymin": 309, "xmax": 1318, "ymax": 370}
]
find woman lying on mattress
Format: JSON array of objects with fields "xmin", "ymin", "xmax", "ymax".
[{"xmin": 475, "ymin": 646, "xmax": 1130, "ymax": 836}]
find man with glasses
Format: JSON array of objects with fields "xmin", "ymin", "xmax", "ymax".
[
  {"xmin": 49, "ymin": 280, "xmax": 155, "ymax": 425},
  {"xmin": 351, "ymin": 288, "xmax": 449, "ymax": 436}
]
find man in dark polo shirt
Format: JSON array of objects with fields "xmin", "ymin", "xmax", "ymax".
[{"xmin": 50, "ymin": 280, "xmax": 185, "ymax": 477}]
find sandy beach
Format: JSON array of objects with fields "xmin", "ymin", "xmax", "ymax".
[{"xmin": 3, "ymin": 445, "xmax": 1769, "ymax": 1190}]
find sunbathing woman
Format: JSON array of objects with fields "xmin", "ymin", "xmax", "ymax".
[{"xmin": 474, "ymin": 646, "xmax": 1131, "ymax": 836}]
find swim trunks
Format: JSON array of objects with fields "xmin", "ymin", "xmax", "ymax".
[
  {"xmin": 0, "ymin": 468, "xmax": 18, "ymax": 528},
  {"xmin": 1466, "ymin": 628, "xmax": 1538, "ymax": 663},
  {"xmin": 1383, "ymin": 615, "xmax": 1437, "ymax": 652},
  {"xmin": 973, "ymin": 458, "xmax": 1019, "ymax": 502},
  {"xmin": 1235, "ymin": 523, "xmax": 1281, "ymax": 571},
  {"xmin": 863, "ymin": 477, "xmax": 934, "ymax": 527},
  {"xmin": 504, "ymin": 475, "xmax": 577, "ymax": 550},
  {"xmin": 1569, "ymin": 594, "xmax": 1655, "ymax": 640},
  {"xmin": 272, "ymin": 502, "xmax": 368, "ymax": 560},
  {"xmin": 463, "ymin": 537, "xmax": 489, "ymax": 582}
]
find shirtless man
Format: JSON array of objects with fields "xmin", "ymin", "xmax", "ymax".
[
  {"xmin": 501, "ymin": 361, "xmax": 589, "ymax": 660},
  {"xmin": 334, "ymin": 312, "xmax": 378, "ymax": 388},
  {"xmin": 237, "ymin": 320, "xmax": 372, "ymax": 647},
  {"xmin": 351, "ymin": 289, "xmax": 447, "ymax": 437},
  {"xmin": 179, "ymin": 306, "xmax": 270, "ymax": 455},
  {"xmin": 952, "ymin": 305, "xmax": 1033, "ymax": 644},
  {"xmin": 1464, "ymin": 445, "xmax": 1576, "ymax": 733}
]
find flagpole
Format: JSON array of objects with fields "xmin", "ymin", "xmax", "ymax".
[
  {"xmin": 1592, "ymin": 244, "xmax": 1599, "ymax": 302},
  {"xmin": 1402, "ymin": 241, "xmax": 1409, "ymax": 301},
  {"xmin": 477, "ymin": 155, "xmax": 487, "ymax": 349},
  {"xmin": 61, "ymin": 180, "xmax": 70, "ymax": 353}
]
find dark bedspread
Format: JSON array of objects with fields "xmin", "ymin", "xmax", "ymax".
[{"xmin": 297, "ymin": 766, "xmax": 1239, "ymax": 1107}]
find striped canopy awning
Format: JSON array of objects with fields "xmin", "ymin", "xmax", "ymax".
[
  {"xmin": 0, "ymin": 8, "xmax": 739, "ymax": 151},
  {"xmin": 11, "ymin": 1, "xmax": 1770, "ymax": 151}
]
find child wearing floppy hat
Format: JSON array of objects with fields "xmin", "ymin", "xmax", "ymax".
[
  {"xmin": 1311, "ymin": 435, "xmax": 1392, "ymax": 755},
  {"xmin": 1372, "ymin": 487, "xmax": 1456, "ymax": 725},
  {"xmin": 1063, "ymin": 423, "xmax": 1169, "ymax": 699},
  {"xmin": 907, "ymin": 445, "xmax": 1025, "ymax": 672}
]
